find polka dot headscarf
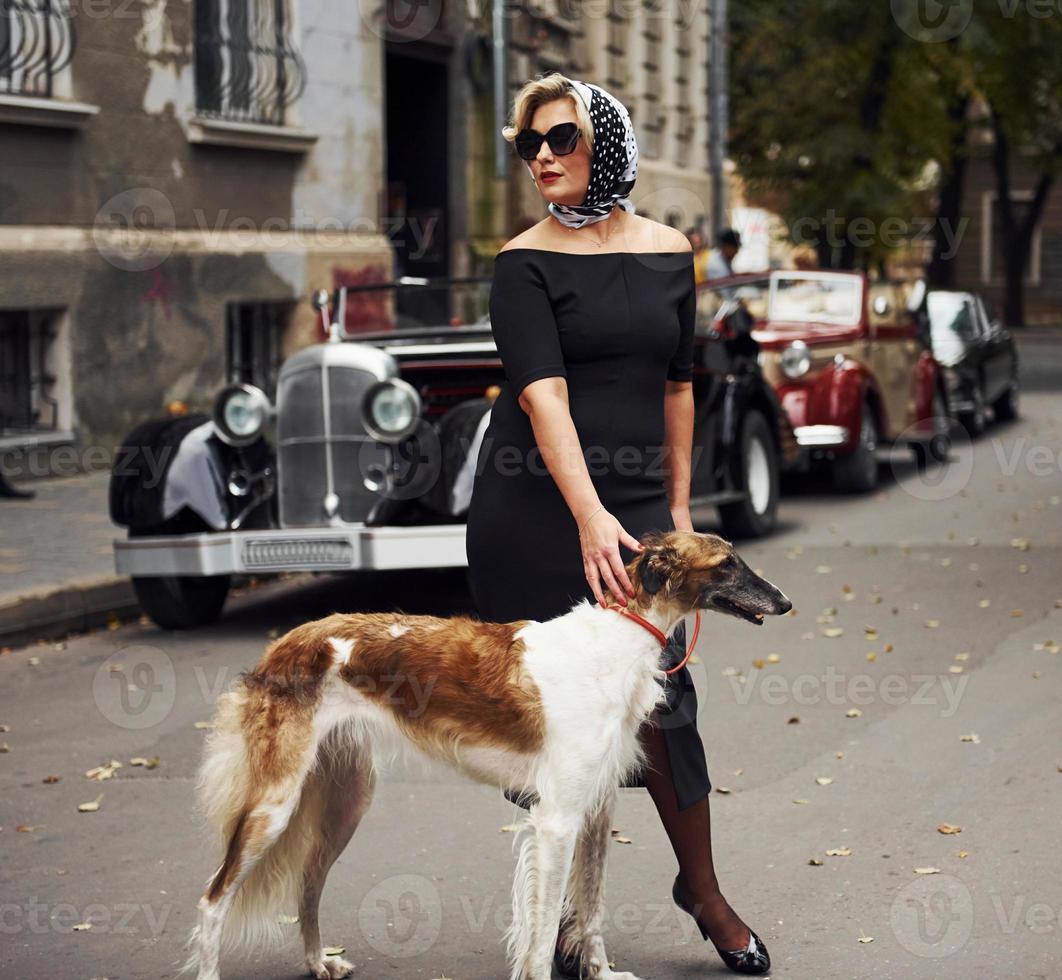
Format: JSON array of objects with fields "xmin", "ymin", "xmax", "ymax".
[{"xmin": 526, "ymin": 79, "xmax": 639, "ymax": 230}]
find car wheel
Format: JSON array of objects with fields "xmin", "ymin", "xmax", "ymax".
[
  {"xmin": 128, "ymin": 522, "xmax": 231, "ymax": 629},
  {"xmin": 718, "ymin": 410, "xmax": 780, "ymax": 538},
  {"xmin": 993, "ymin": 376, "xmax": 1020, "ymax": 422},
  {"xmin": 130, "ymin": 573, "xmax": 232, "ymax": 630},
  {"xmin": 832, "ymin": 403, "xmax": 878, "ymax": 493},
  {"xmin": 960, "ymin": 384, "xmax": 987, "ymax": 438}
]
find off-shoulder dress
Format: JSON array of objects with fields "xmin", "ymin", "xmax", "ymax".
[{"xmin": 465, "ymin": 247, "xmax": 711, "ymax": 809}]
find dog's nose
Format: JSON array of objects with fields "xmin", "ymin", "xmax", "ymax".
[{"xmin": 778, "ymin": 594, "xmax": 793, "ymax": 615}]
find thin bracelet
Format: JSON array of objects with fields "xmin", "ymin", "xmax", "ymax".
[{"xmin": 578, "ymin": 504, "xmax": 604, "ymax": 537}]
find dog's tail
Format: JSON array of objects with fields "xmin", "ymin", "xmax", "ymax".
[{"xmin": 182, "ymin": 677, "xmax": 364, "ymax": 974}]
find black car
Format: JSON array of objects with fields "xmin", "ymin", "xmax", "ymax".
[
  {"xmin": 109, "ymin": 272, "xmax": 794, "ymax": 630},
  {"xmin": 921, "ymin": 288, "xmax": 1020, "ymax": 436}
]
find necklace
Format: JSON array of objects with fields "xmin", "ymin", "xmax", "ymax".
[{"xmin": 565, "ymin": 212, "xmax": 621, "ymax": 249}]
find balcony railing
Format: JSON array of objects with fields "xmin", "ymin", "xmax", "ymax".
[
  {"xmin": 0, "ymin": 0, "xmax": 75, "ymax": 99},
  {"xmin": 194, "ymin": 0, "xmax": 306, "ymax": 126}
]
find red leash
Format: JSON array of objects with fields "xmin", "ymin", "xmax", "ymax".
[{"xmin": 604, "ymin": 604, "xmax": 701, "ymax": 675}]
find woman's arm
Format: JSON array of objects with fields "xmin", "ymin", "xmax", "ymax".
[
  {"xmin": 663, "ymin": 379, "xmax": 695, "ymax": 532},
  {"xmin": 518, "ymin": 379, "xmax": 643, "ymax": 603}
]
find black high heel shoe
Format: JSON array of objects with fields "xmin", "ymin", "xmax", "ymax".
[{"xmin": 672, "ymin": 873, "xmax": 771, "ymax": 975}]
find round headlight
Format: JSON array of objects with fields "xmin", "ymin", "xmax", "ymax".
[
  {"xmin": 362, "ymin": 378, "xmax": 421, "ymax": 442},
  {"xmin": 780, "ymin": 340, "xmax": 811, "ymax": 379},
  {"xmin": 213, "ymin": 383, "xmax": 270, "ymax": 446}
]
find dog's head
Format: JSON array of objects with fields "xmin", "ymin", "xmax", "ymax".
[{"xmin": 630, "ymin": 530, "xmax": 791, "ymax": 624}]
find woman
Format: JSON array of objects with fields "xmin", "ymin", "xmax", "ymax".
[{"xmin": 464, "ymin": 74, "xmax": 770, "ymax": 976}]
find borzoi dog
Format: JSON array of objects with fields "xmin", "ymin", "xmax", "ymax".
[{"xmin": 185, "ymin": 529, "xmax": 791, "ymax": 980}]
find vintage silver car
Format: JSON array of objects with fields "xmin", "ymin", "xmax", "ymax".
[{"xmin": 110, "ymin": 273, "xmax": 790, "ymax": 629}]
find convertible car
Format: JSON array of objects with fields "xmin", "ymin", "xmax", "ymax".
[
  {"xmin": 110, "ymin": 271, "xmax": 794, "ymax": 629},
  {"xmin": 707, "ymin": 269, "xmax": 950, "ymax": 492}
]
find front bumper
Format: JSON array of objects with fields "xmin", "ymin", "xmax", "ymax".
[
  {"xmin": 793, "ymin": 424, "xmax": 849, "ymax": 447},
  {"xmin": 114, "ymin": 524, "xmax": 469, "ymax": 577}
]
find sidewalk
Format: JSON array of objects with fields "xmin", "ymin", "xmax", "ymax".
[{"xmin": 0, "ymin": 468, "xmax": 141, "ymax": 650}]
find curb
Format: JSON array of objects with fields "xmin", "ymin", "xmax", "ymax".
[{"xmin": 0, "ymin": 577, "xmax": 143, "ymax": 651}]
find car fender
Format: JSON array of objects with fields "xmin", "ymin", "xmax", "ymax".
[
  {"xmin": 911, "ymin": 349, "xmax": 941, "ymax": 433},
  {"xmin": 779, "ymin": 359, "xmax": 874, "ymax": 453}
]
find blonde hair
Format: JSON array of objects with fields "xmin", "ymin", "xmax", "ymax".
[{"xmin": 501, "ymin": 72, "xmax": 594, "ymax": 155}]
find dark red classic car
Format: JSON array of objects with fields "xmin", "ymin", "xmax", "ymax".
[{"xmin": 704, "ymin": 269, "xmax": 949, "ymax": 492}]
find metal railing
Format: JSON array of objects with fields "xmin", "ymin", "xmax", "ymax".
[
  {"xmin": 194, "ymin": 0, "xmax": 306, "ymax": 126},
  {"xmin": 0, "ymin": 0, "xmax": 75, "ymax": 98}
]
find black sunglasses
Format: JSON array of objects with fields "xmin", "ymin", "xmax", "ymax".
[{"xmin": 514, "ymin": 122, "xmax": 581, "ymax": 161}]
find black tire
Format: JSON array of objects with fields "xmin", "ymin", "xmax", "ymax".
[
  {"xmin": 130, "ymin": 573, "xmax": 231, "ymax": 630},
  {"xmin": 832, "ymin": 403, "xmax": 878, "ymax": 493},
  {"xmin": 960, "ymin": 384, "xmax": 987, "ymax": 438},
  {"xmin": 128, "ymin": 519, "xmax": 230, "ymax": 629},
  {"xmin": 993, "ymin": 377, "xmax": 1020, "ymax": 422},
  {"xmin": 718, "ymin": 410, "xmax": 780, "ymax": 538}
]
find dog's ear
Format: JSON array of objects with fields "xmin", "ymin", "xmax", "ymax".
[{"xmin": 638, "ymin": 532, "xmax": 681, "ymax": 596}]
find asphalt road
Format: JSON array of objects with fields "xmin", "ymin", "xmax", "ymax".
[{"xmin": 2, "ymin": 334, "xmax": 1060, "ymax": 980}]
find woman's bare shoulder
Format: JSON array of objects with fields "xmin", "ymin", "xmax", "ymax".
[
  {"xmin": 498, "ymin": 220, "xmax": 555, "ymax": 253},
  {"xmin": 635, "ymin": 216, "xmax": 692, "ymax": 252}
]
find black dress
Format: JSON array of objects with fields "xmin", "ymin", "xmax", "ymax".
[{"xmin": 464, "ymin": 247, "xmax": 711, "ymax": 811}]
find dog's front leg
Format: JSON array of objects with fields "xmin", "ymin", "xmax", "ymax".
[
  {"xmin": 511, "ymin": 803, "xmax": 581, "ymax": 980},
  {"xmin": 565, "ymin": 793, "xmax": 643, "ymax": 980}
]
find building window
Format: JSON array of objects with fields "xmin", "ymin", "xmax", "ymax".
[
  {"xmin": 0, "ymin": 0, "xmax": 75, "ymax": 99},
  {"xmin": 226, "ymin": 301, "xmax": 289, "ymax": 401},
  {"xmin": 194, "ymin": 0, "xmax": 306, "ymax": 126},
  {"xmin": 980, "ymin": 191, "xmax": 1042, "ymax": 286},
  {"xmin": 0, "ymin": 310, "xmax": 62, "ymax": 434}
]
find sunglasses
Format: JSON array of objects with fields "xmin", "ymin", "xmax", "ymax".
[{"xmin": 514, "ymin": 122, "xmax": 581, "ymax": 161}]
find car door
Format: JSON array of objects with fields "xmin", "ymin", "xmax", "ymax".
[
  {"xmin": 866, "ymin": 282, "xmax": 920, "ymax": 437},
  {"xmin": 973, "ymin": 294, "xmax": 1009, "ymax": 402}
]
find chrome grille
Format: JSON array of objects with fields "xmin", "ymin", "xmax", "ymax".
[{"xmin": 276, "ymin": 344, "xmax": 396, "ymax": 527}]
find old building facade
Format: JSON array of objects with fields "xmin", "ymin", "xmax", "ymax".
[{"xmin": 0, "ymin": 0, "xmax": 713, "ymax": 475}]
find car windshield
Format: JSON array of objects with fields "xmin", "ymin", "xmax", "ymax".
[
  {"xmin": 333, "ymin": 276, "xmax": 492, "ymax": 337},
  {"xmin": 768, "ymin": 274, "xmax": 862, "ymax": 325}
]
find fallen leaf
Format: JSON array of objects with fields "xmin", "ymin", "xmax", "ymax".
[
  {"xmin": 858, "ymin": 935, "xmax": 874, "ymax": 944},
  {"xmin": 72, "ymin": 922, "xmax": 92, "ymax": 932},
  {"xmin": 787, "ymin": 716, "xmax": 800, "ymax": 724},
  {"xmin": 808, "ymin": 857, "xmax": 823, "ymax": 866},
  {"xmin": 15, "ymin": 824, "xmax": 40, "ymax": 833},
  {"xmin": 715, "ymin": 787, "xmax": 732, "ymax": 795},
  {"xmin": 323, "ymin": 945, "xmax": 345, "ymax": 956},
  {"xmin": 955, "ymin": 652, "xmax": 970, "ymax": 661},
  {"xmin": 28, "ymin": 656, "xmax": 40, "ymax": 666},
  {"xmin": 499, "ymin": 824, "xmax": 520, "ymax": 833},
  {"xmin": 914, "ymin": 867, "xmax": 941, "ymax": 875},
  {"xmin": 866, "ymin": 652, "xmax": 877, "ymax": 662},
  {"xmin": 816, "ymin": 565, "xmax": 832, "ymax": 574},
  {"xmin": 815, "ymin": 776, "xmax": 834, "ymax": 786},
  {"xmin": 1009, "ymin": 609, "xmax": 1024, "ymax": 618},
  {"xmin": 767, "ymin": 653, "xmax": 781, "ymax": 664},
  {"xmin": 978, "ymin": 599, "xmax": 991, "ymax": 609},
  {"xmin": 277, "ymin": 914, "xmax": 300, "ymax": 924},
  {"xmin": 129, "ymin": 757, "xmax": 161, "ymax": 769},
  {"xmin": 793, "ymin": 799, "xmax": 809, "ymax": 805},
  {"xmin": 949, "ymin": 666, "xmax": 964, "ymax": 674},
  {"xmin": 957, "ymin": 850, "xmax": 969, "ymax": 859},
  {"xmin": 925, "ymin": 619, "xmax": 940, "ymax": 629},
  {"xmin": 937, "ymin": 823, "xmax": 962, "ymax": 835},
  {"xmin": 883, "ymin": 643, "xmax": 894, "ymax": 653},
  {"xmin": 752, "ymin": 658, "xmax": 765, "ymax": 669},
  {"xmin": 1010, "ymin": 537, "xmax": 1030, "ymax": 551},
  {"xmin": 846, "ymin": 708, "xmax": 862, "ymax": 718},
  {"xmin": 612, "ymin": 835, "xmax": 632, "ymax": 844},
  {"xmin": 960, "ymin": 733, "xmax": 980, "ymax": 744},
  {"xmin": 822, "ymin": 627, "xmax": 844, "ymax": 639},
  {"xmin": 194, "ymin": 721, "xmax": 216, "ymax": 730},
  {"xmin": 78, "ymin": 794, "xmax": 104, "ymax": 813},
  {"xmin": 43, "ymin": 775, "xmax": 61, "ymax": 784},
  {"xmin": 826, "ymin": 847, "xmax": 852, "ymax": 857}
]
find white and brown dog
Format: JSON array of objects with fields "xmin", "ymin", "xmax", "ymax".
[{"xmin": 185, "ymin": 529, "xmax": 791, "ymax": 980}]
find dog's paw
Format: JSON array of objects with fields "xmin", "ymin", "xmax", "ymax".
[{"xmin": 306, "ymin": 954, "xmax": 355, "ymax": 979}]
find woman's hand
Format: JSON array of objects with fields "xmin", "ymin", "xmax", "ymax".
[
  {"xmin": 579, "ymin": 508, "xmax": 645, "ymax": 608},
  {"xmin": 670, "ymin": 504, "xmax": 694, "ymax": 533}
]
